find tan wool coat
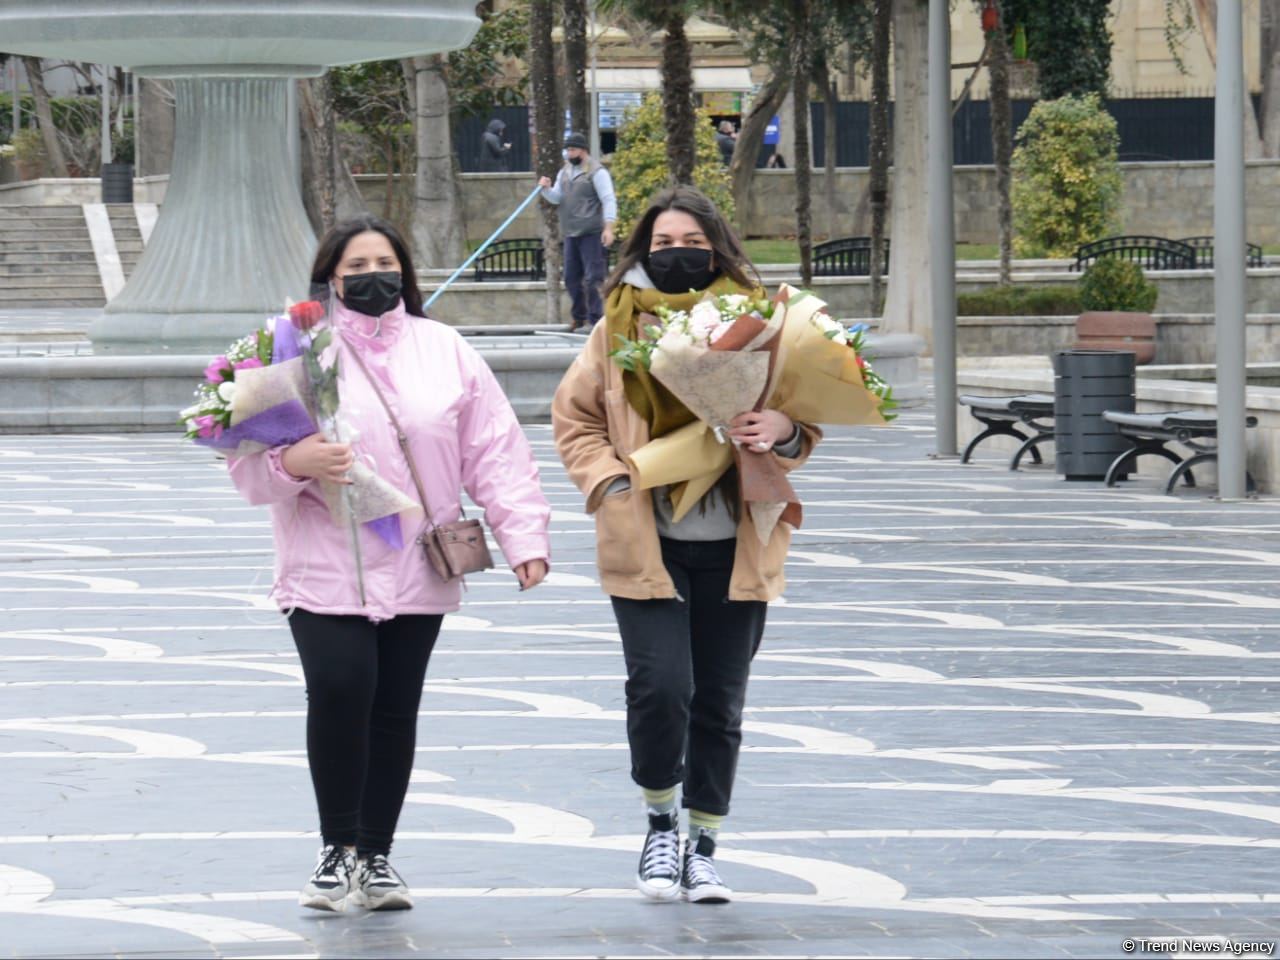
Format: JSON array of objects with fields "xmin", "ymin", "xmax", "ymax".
[{"xmin": 552, "ymin": 320, "xmax": 820, "ymax": 602}]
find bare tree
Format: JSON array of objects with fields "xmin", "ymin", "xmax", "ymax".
[
  {"xmin": 988, "ymin": 0, "xmax": 1013, "ymax": 285},
  {"xmin": 729, "ymin": 71, "xmax": 788, "ymax": 235},
  {"xmin": 1263, "ymin": 0, "xmax": 1280, "ymax": 156},
  {"xmin": 404, "ymin": 55, "xmax": 468, "ymax": 270},
  {"xmin": 531, "ymin": 0, "xmax": 564, "ymax": 325},
  {"xmin": 20, "ymin": 57, "xmax": 68, "ymax": 176},
  {"xmin": 1191, "ymin": 0, "xmax": 1265, "ymax": 158},
  {"xmin": 881, "ymin": 0, "xmax": 930, "ymax": 340},
  {"xmin": 816, "ymin": 59, "xmax": 840, "ymax": 240},
  {"xmin": 868, "ymin": 0, "xmax": 891, "ymax": 314},
  {"xmin": 298, "ymin": 75, "xmax": 365, "ymax": 235},
  {"xmin": 791, "ymin": 0, "xmax": 814, "ymax": 286},
  {"xmin": 564, "ymin": 0, "xmax": 591, "ymax": 136}
]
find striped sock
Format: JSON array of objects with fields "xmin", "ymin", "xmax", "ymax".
[
  {"xmin": 688, "ymin": 809, "xmax": 723, "ymax": 846},
  {"xmin": 642, "ymin": 786, "xmax": 678, "ymax": 817}
]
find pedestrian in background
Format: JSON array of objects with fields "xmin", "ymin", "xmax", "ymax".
[
  {"xmin": 538, "ymin": 131, "xmax": 617, "ymax": 333},
  {"xmin": 479, "ymin": 118, "xmax": 513, "ymax": 172},
  {"xmin": 552, "ymin": 185, "xmax": 820, "ymax": 904},
  {"xmin": 715, "ymin": 120, "xmax": 737, "ymax": 166}
]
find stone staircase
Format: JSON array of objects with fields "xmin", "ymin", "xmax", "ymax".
[
  {"xmin": 105, "ymin": 204, "xmax": 145, "ymax": 279},
  {"xmin": 0, "ymin": 206, "xmax": 107, "ymax": 308}
]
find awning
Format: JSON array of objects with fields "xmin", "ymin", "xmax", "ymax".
[{"xmin": 586, "ymin": 66, "xmax": 754, "ymax": 93}]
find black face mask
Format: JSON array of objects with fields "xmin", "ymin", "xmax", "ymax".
[
  {"xmin": 568, "ymin": 155, "xmax": 583, "ymax": 166},
  {"xmin": 645, "ymin": 246, "xmax": 719, "ymax": 295},
  {"xmin": 339, "ymin": 271, "xmax": 402, "ymax": 317}
]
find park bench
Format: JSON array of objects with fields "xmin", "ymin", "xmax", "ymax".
[
  {"xmin": 1071, "ymin": 236, "xmax": 1197, "ymax": 271},
  {"xmin": 1101, "ymin": 409, "xmax": 1258, "ymax": 494},
  {"xmin": 812, "ymin": 237, "xmax": 891, "ymax": 277},
  {"xmin": 1177, "ymin": 236, "xmax": 1265, "ymax": 270},
  {"xmin": 473, "ymin": 238, "xmax": 545, "ymax": 282},
  {"xmin": 958, "ymin": 393, "xmax": 1056, "ymax": 470}
]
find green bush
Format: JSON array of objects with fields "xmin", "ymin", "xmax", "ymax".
[
  {"xmin": 1078, "ymin": 257, "xmax": 1158, "ymax": 313},
  {"xmin": 610, "ymin": 92, "xmax": 734, "ymax": 241},
  {"xmin": 1012, "ymin": 93, "xmax": 1122, "ymax": 259},
  {"xmin": 11, "ymin": 128, "xmax": 46, "ymax": 177},
  {"xmin": 957, "ymin": 284, "xmax": 1082, "ymax": 316}
]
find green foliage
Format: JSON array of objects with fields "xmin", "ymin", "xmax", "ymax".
[
  {"xmin": 957, "ymin": 284, "xmax": 1082, "ymax": 317},
  {"xmin": 610, "ymin": 92, "xmax": 734, "ymax": 240},
  {"xmin": 446, "ymin": 5, "xmax": 529, "ymax": 117},
  {"xmin": 11, "ymin": 128, "xmax": 45, "ymax": 175},
  {"xmin": 1003, "ymin": 0, "xmax": 1112, "ymax": 99},
  {"xmin": 1012, "ymin": 93, "xmax": 1122, "ymax": 259},
  {"xmin": 1078, "ymin": 258, "xmax": 1159, "ymax": 313}
]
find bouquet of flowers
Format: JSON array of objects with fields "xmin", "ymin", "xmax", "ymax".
[
  {"xmin": 611, "ymin": 284, "xmax": 893, "ymax": 543},
  {"xmin": 180, "ymin": 297, "xmax": 417, "ymax": 602}
]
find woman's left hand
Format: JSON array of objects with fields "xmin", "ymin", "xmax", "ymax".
[
  {"xmin": 728, "ymin": 410, "xmax": 794, "ymax": 453},
  {"xmin": 514, "ymin": 558, "xmax": 549, "ymax": 591}
]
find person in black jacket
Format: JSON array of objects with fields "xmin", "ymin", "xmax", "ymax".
[{"xmin": 478, "ymin": 118, "xmax": 512, "ymax": 172}]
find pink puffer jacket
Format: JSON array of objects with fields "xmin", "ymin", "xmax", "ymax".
[{"xmin": 227, "ymin": 300, "xmax": 551, "ymax": 620}]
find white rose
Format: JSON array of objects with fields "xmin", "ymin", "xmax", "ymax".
[
  {"xmin": 688, "ymin": 300, "xmax": 723, "ymax": 340},
  {"xmin": 721, "ymin": 293, "xmax": 750, "ymax": 313},
  {"xmin": 217, "ymin": 381, "xmax": 237, "ymax": 403}
]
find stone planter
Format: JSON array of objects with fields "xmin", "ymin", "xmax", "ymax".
[{"xmin": 1074, "ymin": 310, "xmax": 1157, "ymax": 364}]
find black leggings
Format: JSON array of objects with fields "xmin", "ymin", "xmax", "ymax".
[{"xmin": 288, "ymin": 608, "xmax": 443, "ymax": 856}]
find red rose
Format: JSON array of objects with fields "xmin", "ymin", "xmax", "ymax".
[
  {"xmin": 288, "ymin": 300, "xmax": 325, "ymax": 330},
  {"xmin": 855, "ymin": 354, "xmax": 867, "ymax": 369}
]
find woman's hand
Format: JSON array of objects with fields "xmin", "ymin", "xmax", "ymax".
[
  {"xmin": 514, "ymin": 558, "xmax": 549, "ymax": 591},
  {"xmin": 281, "ymin": 433, "xmax": 354, "ymax": 484},
  {"xmin": 728, "ymin": 410, "xmax": 794, "ymax": 453}
]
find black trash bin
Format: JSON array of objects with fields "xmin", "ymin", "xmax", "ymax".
[
  {"xmin": 1052, "ymin": 349, "xmax": 1136, "ymax": 481},
  {"xmin": 101, "ymin": 162, "xmax": 134, "ymax": 204}
]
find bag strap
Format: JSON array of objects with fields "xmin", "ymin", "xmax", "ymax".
[{"xmin": 343, "ymin": 345, "xmax": 450, "ymax": 534}]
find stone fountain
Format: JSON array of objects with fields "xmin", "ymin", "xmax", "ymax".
[{"xmin": 0, "ymin": 1, "xmax": 480, "ymax": 354}]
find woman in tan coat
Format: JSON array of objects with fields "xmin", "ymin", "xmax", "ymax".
[{"xmin": 552, "ymin": 186, "xmax": 819, "ymax": 904}]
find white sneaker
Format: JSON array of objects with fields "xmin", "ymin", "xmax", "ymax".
[
  {"xmin": 635, "ymin": 811, "xmax": 682, "ymax": 901},
  {"xmin": 354, "ymin": 853, "xmax": 414, "ymax": 911},
  {"xmin": 299, "ymin": 844, "xmax": 357, "ymax": 912}
]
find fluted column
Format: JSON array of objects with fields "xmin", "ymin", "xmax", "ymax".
[{"xmin": 92, "ymin": 77, "xmax": 315, "ymax": 354}]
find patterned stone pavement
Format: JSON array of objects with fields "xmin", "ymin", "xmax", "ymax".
[{"xmin": 2, "ymin": 405, "xmax": 1280, "ymax": 958}]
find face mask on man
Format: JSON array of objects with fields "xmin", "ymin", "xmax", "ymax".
[
  {"xmin": 645, "ymin": 246, "xmax": 719, "ymax": 295},
  {"xmin": 339, "ymin": 271, "xmax": 402, "ymax": 318},
  {"xmin": 568, "ymin": 154, "xmax": 583, "ymax": 166}
]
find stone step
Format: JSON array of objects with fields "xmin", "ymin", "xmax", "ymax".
[
  {"xmin": 0, "ymin": 280, "xmax": 105, "ymax": 295},
  {"xmin": 0, "ymin": 205, "xmax": 88, "ymax": 218},
  {"xmin": 0, "ymin": 252, "xmax": 96, "ymax": 265},
  {"xmin": 0, "ymin": 298, "xmax": 105, "ymax": 308},
  {"xmin": 0, "ymin": 213, "xmax": 87, "ymax": 227},
  {"xmin": 0, "ymin": 242, "xmax": 96, "ymax": 255},
  {"xmin": 0, "ymin": 272, "xmax": 104, "ymax": 287},
  {"xmin": 0, "ymin": 262, "xmax": 102, "ymax": 277},
  {"xmin": 0, "ymin": 229, "xmax": 93, "ymax": 241}
]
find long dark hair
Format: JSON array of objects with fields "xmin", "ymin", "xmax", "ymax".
[
  {"xmin": 310, "ymin": 215, "xmax": 427, "ymax": 318},
  {"xmin": 603, "ymin": 185, "xmax": 759, "ymax": 297}
]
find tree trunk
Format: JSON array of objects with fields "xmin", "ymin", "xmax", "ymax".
[
  {"xmin": 298, "ymin": 76, "xmax": 364, "ymax": 236},
  {"xmin": 405, "ymin": 55, "xmax": 467, "ymax": 271},
  {"xmin": 531, "ymin": 0, "xmax": 563, "ymax": 325},
  {"xmin": 882, "ymin": 0, "xmax": 930, "ymax": 341},
  {"xmin": 564, "ymin": 0, "xmax": 591, "ymax": 136},
  {"xmin": 868, "ymin": 0, "xmax": 891, "ymax": 315},
  {"xmin": 661, "ymin": 6, "xmax": 697, "ymax": 185},
  {"xmin": 137, "ymin": 78, "xmax": 175, "ymax": 178},
  {"xmin": 1263, "ymin": 0, "xmax": 1280, "ymax": 156},
  {"xmin": 792, "ymin": 0, "xmax": 813, "ymax": 286},
  {"xmin": 818, "ymin": 60, "xmax": 839, "ymax": 241},
  {"xmin": 989, "ymin": 1, "xmax": 1014, "ymax": 285},
  {"xmin": 20, "ymin": 57, "xmax": 68, "ymax": 177},
  {"xmin": 1193, "ymin": 0, "xmax": 1265, "ymax": 158},
  {"xmin": 729, "ymin": 71, "xmax": 788, "ymax": 236}
]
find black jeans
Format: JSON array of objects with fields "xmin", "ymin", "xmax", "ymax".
[
  {"xmin": 611, "ymin": 538, "xmax": 767, "ymax": 817},
  {"xmin": 288, "ymin": 608, "xmax": 443, "ymax": 856},
  {"xmin": 563, "ymin": 231, "xmax": 606, "ymax": 327}
]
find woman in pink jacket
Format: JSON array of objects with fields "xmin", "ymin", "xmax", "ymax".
[{"xmin": 228, "ymin": 215, "xmax": 551, "ymax": 913}]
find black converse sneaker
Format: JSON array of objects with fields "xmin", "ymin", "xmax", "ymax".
[
  {"xmin": 635, "ymin": 811, "xmax": 682, "ymax": 901},
  {"xmin": 299, "ymin": 844, "xmax": 357, "ymax": 912},
  {"xmin": 682, "ymin": 830, "xmax": 732, "ymax": 903},
  {"xmin": 354, "ymin": 853, "xmax": 414, "ymax": 911}
]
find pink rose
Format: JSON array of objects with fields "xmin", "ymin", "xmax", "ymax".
[
  {"xmin": 234, "ymin": 357, "xmax": 264, "ymax": 371},
  {"xmin": 204, "ymin": 356, "xmax": 230, "ymax": 384},
  {"xmin": 193, "ymin": 414, "xmax": 216, "ymax": 438}
]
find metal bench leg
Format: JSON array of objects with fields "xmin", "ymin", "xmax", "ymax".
[
  {"xmin": 1104, "ymin": 446, "xmax": 1143, "ymax": 486},
  {"xmin": 1166, "ymin": 453, "xmax": 1209, "ymax": 494},
  {"xmin": 961, "ymin": 422, "xmax": 1030, "ymax": 464},
  {"xmin": 1010, "ymin": 434, "xmax": 1052, "ymax": 471},
  {"xmin": 1106, "ymin": 442, "xmax": 1185, "ymax": 487}
]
